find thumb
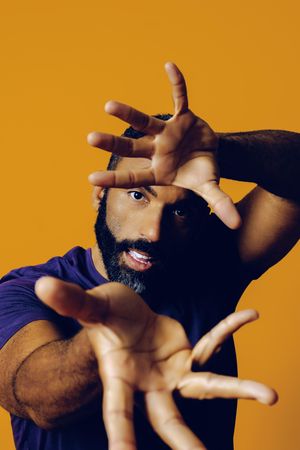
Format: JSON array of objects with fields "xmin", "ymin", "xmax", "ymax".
[
  {"xmin": 197, "ymin": 181, "xmax": 242, "ymax": 229},
  {"xmin": 35, "ymin": 276, "xmax": 109, "ymax": 324}
]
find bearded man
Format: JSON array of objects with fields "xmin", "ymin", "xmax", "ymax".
[{"xmin": 0, "ymin": 63, "xmax": 298, "ymax": 450}]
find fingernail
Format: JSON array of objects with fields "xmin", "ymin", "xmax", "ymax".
[
  {"xmin": 104, "ymin": 100, "xmax": 116, "ymax": 114},
  {"xmin": 88, "ymin": 173, "xmax": 98, "ymax": 182},
  {"xmin": 87, "ymin": 132, "xmax": 99, "ymax": 146}
]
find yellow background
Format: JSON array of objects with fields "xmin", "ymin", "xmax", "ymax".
[{"xmin": 0, "ymin": 1, "xmax": 299, "ymax": 449}]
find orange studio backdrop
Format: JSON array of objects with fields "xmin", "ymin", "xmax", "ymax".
[{"xmin": 0, "ymin": 1, "xmax": 299, "ymax": 449}]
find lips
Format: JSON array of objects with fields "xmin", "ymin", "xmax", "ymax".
[{"xmin": 123, "ymin": 249, "xmax": 154, "ymax": 272}]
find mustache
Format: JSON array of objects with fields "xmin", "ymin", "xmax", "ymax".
[{"xmin": 114, "ymin": 239, "xmax": 166, "ymax": 260}]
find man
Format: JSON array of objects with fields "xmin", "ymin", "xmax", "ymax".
[{"xmin": 0, "ymin": 62, "xmax": 298, "ymax": 450}]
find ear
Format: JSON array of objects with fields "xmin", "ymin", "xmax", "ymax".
[{"xmin": 92, "ymin": 186, "xmax": 105, "ymax": 211}]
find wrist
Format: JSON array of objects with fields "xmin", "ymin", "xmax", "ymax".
[{"xmin": 215, "ymin": 133, "xmax": 238, "ymax": 181}]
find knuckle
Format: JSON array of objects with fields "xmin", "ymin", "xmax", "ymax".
[
  {"xmin": 161, "ymin": 414, "xmax": 185, "ymax": 429},
  {"xmin": 201, "ymin": 181, "xmax": 217, "ymax": 195},
  {"xmin": 110, "ymin": 438, "xmax": 136, "ymax": 449},
  {"xmin": 108, "ymin": 409, "xmax": 133, "ymax": 421},
  {"xmin": 138, "ymin": 114, "xmax": 150, "ymax": 132},
  {"xmin": 128, "ymin": 170, "xmax": 136, "ymax": 187},
  {"xmin": 210, "ymin": 192, "xmax": 230, "ymax": 209},
  {"xmin": 126, "ymin": 138, "xmax": 134, "ymax": 156},
  {"xmin": 111, "ymin": 135, "xmax": 117, "ymax": 152}
]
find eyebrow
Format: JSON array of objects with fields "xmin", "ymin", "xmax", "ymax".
[{"xmin": 143, "ymin": 186, "xmax": 158, "ymax": 197}]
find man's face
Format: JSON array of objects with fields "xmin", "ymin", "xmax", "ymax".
[{"xmin": 95, "ymin": 157, "xmax": 209, "ymax": 296}]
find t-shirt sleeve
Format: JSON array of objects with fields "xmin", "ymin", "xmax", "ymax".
[{"xmin": 0, "ymin": 278, "xmax": 61, "ymax": 349}]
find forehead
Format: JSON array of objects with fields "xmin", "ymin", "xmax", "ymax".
[{"xmin": 116, "ymin": 157, "xmax": 190, "ymax": 202}]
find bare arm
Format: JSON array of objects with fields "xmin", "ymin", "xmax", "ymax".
[
  {"xmin": 36, "ymin": 277, "xmax": 277, "ymax": 450},
  {"xmin": 218, "ymin": 131, "xmax": 300, "ymax": 274},
  {"xmin": 0, "ymin": 320, "xmax": 101, "ymax": 429},
  {"xmin": 0, "ymin": 275, "xmax": 278, "ymax": 449},
  {"xmin": 87, "ymin": 63, "xmax": 299, "ymax": 275},
  {"xmin": 218, "ymin": 129, "xmax": 300, "ymax": 203}
]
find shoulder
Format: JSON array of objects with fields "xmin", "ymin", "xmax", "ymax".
[
  {"xmin": 1, "ymin": 246, "xmax": 87, "ymax": 285},
  {"xmin": 0, "ymin": 247, "xmax": 87, "ymax": 350}
]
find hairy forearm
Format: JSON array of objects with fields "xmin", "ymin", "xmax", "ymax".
[
  {"xmin": 13, "ymin": 329, "xmax": 101, "ymax": 429},
  {"xmin": 217, "ymin": 130, "xmax": 300, "ymax": 202}
]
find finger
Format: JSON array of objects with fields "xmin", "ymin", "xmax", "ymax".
[
  {"xmin": 35, "ymin": 276, "xmax": 109, "ymax": 323},
  {"xmin": 178, "ymin": 372, "xmax": 278, "ymax": 406},
  {"xmin": 145, "ymin": 391, "xmax": 207, "ymax": 450},
  {"xmin": 104, "ymin": 100, "xmax": 165, "ymax": 135},
  {"xmin": 191, "ymin": 309, "xmax": 259, "ymax": 366},
  {"xmin": 196, "ymin": 180, "xmax": 242, "ymax": 229},
  {"xmin": 87, "ymin": 132, "xmax": 153, "ymax": 159},
  {"xmin": 88, "ymin": 168, "xmax": 156, "ymax": 188},
  {"xmin": 102, "ymin": 377, "xmax": 136, "ymax": 450},
  {"xmin": 165, "ymin": 62, "xmax": 189, "ymax": 114}
]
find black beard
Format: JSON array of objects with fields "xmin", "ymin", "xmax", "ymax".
[{"xmin": 94, "ymin": 190, "xmax": 190, "ymax": 298}]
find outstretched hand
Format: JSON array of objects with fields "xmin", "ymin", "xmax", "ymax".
[
  {"xmin": 35, "ymin": 277, "xmax": 277, "ymax": 450},
  {"xmin": 88, "ymin": 62, "xmax": 241, "ymax": 229}
]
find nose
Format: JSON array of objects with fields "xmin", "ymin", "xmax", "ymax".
[{"xmin": 138, "ymin": 206, "xmax": 163, "ymax": 243}]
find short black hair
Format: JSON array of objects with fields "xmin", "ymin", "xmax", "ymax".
[{"xmin": 107, "ymin": 114, "xmax": 173, "ymax": 170}]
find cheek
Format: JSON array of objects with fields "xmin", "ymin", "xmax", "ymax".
[
  {"xmin": 171, "ymin": 223, "xmax": 197, "ymax": 245},
  {"xmin": 106, "ymin": 194, "xmax": 134, "ymax": 240},
  {"xmin": 106, "ymin": 208, "xmax": 122, "ymax": 238}
]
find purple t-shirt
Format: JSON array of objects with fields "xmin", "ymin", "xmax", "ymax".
[{"xmin": 0, "ymin": 222, "xmax": 254, "ymax": 450}]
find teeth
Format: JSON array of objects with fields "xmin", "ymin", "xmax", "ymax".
[{"xmin": 129, "ymin": 250, "xmax": 151, "ymax": 262}]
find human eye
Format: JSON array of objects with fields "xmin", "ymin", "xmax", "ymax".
[
  {"xmin": 172, "ymin": 201, "xmax": 193, "ymax": 220},
  {"xmin": 173, "ymin": 207, "xmax": 188, "ymax": 218},
  {"xmin": 128, "ymin": 191, "xmax": 145, "ymax": 202}
]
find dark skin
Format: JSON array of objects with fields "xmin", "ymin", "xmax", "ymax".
[
  {"xmin": 88, "ymin": 62, "xmax": 241, "ymax": 230},
  {"xmin": 0, "ymin": 62, "xmax": 298, "ymax": 450},
  {"xmin": 88, "ymin": 62, "xmax": 300, "ymax": 276},
  {"xmin": 91, "ymin": 174, "xmax": 206, "ymax": 279},
  {"xmin": 35, "ymin": 278, "xmax": 277, "ymax": 450}
]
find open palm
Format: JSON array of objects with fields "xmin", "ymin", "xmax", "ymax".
[
  {"xmin": 88, "ymin": 63, "xmax": 241, "ymax": 229},
  {"xmin": 36, "ymin": 277, "xmax": 277, "ymax": 450}
]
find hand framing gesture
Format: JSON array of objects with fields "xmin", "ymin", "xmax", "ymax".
[
  {"xmin": 88, "ymin": 63, "xmax": 241, "ymax": 229},
  {"xmin": 36, "ymin": 277, "xmax": 277, "ymax": 450}
]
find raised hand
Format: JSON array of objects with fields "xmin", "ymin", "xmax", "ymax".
[
  {"xmin": 88, "ymin": 62, "xmax": 241, "ymax": 229},
  {"xmin": 35, "ymin": 277, "xmax": 277, "ymax": 450}
]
